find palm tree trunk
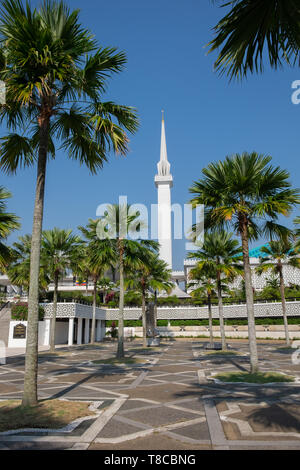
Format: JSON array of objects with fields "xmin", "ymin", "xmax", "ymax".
[
  {"xmin": 141, "ymin": 287, "xmax": 147, "ymax": 347},
  {"xmin": 216, "ymin": 274, "xmax": 226, "ymax": 350},
  {"xmin": 207, "ymin": 293, "xmax": 214, "ymax": 347},
  {"xmin": 117, "ymin": 240, "xmax": 124, "ymax": 358},
  {"xmin": 240, "ymin": 219, "xmax": 259, "ymax": 373},
  {"xmin": 154, "ymin": 290, "xmax": 158, "ymax": 328},
  {"xmin": 49, "ymin": 272, "xmax": 59, "ymax": 353},
  {"xmin": 22, "ymin": 115, "xmax": 49, "ymax": 407},
  {"xmin": 278, "ymin": 263, "xmax": 290, "ymax": 347},
  {"xmin": 91, "ymin": 277, "xmax": 97, "ymax": 343}
]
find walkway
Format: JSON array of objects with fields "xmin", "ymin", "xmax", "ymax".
[{"xmin": 0, "ymin": 340, "xmax": 299, "ymax": 450}]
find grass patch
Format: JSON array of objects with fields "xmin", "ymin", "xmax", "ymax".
[
  {"xmin": 0, "ymin": 399, "xmax": 96, "ymax": 432},
  {"xmin": 92, "ymin": 357, "xmax": 144, "ymax": 365},
  {"xmin": 214, "ymin": 371, "xmax": 295, "ymax": 384},
  {"xmin": 204, "ymin": 350, "xmax": 240, "ymax": 356},
  {"xmin": 128, "ymin": 347, "xmax": 162, "ymax": 355}
]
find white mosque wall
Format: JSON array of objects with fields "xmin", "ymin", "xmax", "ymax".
[{"xmin": 8, "ymin": 321, "xmax": 49, "ymax": 348}]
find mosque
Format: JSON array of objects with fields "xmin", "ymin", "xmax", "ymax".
[
  {"xmin": 1, "ymin": 116, "xmax": 299, "ymax": 300},
  {"xmin": 154, "ymin": 115, "xmax": 300, "ymax": 295}
]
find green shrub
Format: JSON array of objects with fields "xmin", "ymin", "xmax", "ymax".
[
  {"xmin": 105, "ymin": 322, "xmax": 118, "ymax": 338},
  {"xmin": 12, "ymin": 303, "xmax": 44, "ymax": 321},
  {"xmin": 105, "ymin": 317, "xmax": 300, "ymax": 327}
]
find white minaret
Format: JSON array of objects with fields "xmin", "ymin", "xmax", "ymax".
[{"xmin": 155, "ymin": 112, "xmax": 173, "ymax": 270}]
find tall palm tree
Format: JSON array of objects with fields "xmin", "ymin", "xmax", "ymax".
[
  {"xmin": 126, "ymin": 249, "xmax": 172, "ymax": 347},
  {"xmin": 208, "ymin": 0, "xmax": 300, "ymax": 79},
  {"xmin": 188, "ymin": 231, "xmax": 243, "ymax": 350},
  {"xmin": 96, "ymin": 203, "xmax": 143, "ymax": 358},
  {"xmin": 0, "ymin": 186, "xmax": 19, "ymax": 270},
  {"xmin": 188, "ymin": 269, "xmax": 216, "ymax": 348},
  {"xmin": 42, "ymin": 228, "xmax": 83, "ymax": 352},
  {"xmin": 189, "ymin": 152, "xmax": 299, "ymax": 372},
  {"xmin": 0, "ymin": 0, "xmax": 138, "ymax": 406},
  {"xmin": 78, "ymin": 220, "xmax": 116, "ymax": 344},
  {"xmin": 256, "ymin": 240, "xmax": 300, "ymax": 346}
]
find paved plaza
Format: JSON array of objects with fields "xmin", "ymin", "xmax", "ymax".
[{"xmin": 0, "ymin": 339, "xmax": 299, "ymax": 450}]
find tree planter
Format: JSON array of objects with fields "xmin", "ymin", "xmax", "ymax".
[{"xmin": 146, "ymin": 337, "xmax": 160, "ymax": 347}]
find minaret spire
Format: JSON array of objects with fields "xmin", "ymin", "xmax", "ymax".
[
  {"xmin": 155, "ymin": 112, "xmax": 173, "ymax": 270},
  {"xmin": 157, "ymin": 111, "xmax": 171, "ymax": 176}
]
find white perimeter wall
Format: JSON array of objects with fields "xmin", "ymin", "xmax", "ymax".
[
  {"xmin": 106, "ymin": 325, "xmax": 300, "ymax": 341},
  {"xmin": 8, "ymin": 320, "xmax": 50, "ymax": 348}
]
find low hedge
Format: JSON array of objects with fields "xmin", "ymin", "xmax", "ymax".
[
  {"xmin": 11, "ymin": 303, "xmax": 45, "ymax": 321},
  {"xmin": 105, "ymin": 317, "xmax": 300, "ymax": 327}
]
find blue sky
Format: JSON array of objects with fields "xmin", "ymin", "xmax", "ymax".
[{"xmin": 1, "ymin": 0, "xmax": 300, "ymax": 269}]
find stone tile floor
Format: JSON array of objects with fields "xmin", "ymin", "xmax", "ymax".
[{"xmin": 0, "ymin": 339, "xmax": 299, "ymax": 450}]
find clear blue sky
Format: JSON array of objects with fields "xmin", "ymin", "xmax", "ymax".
[{"xmin": 2, "ymin": 0, "xmax": 300, "ymax": 269}]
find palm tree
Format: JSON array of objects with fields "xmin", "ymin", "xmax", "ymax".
[
  {"xmin": 0, "ymin": 0, "xmax": 138, "ymax": 406},
  {"xmin": 188, "ymin": 268, "xmax": 216, "ymax": 348},
  {"xmin": 208, "ymin": 0, "xmax": 300, "ymax": 79},
  {"xmin": 294, "ymin": 216, "xmax": 300, "ymax": 248},
  {"xmin": 256, "ymin": 240, "xmax": 300, "ymax": 346},
  {"xmin": 188, "ymin": 231, "xmax": 243, "ymax": 350},
  {"xmin": 42, "ymin": 228, "xmax": 83, "ymax": 352},
  {"xmin": 8, "ymin": 234, "xmax": 49, "ymax": 293},
  {"xmin": 78, "ymin": 220, "xmax": 116, "ymax": 344},
  {"xmin": 126, "ymin": 248, "xmax": 172, "ymax": 347},
  {"xmin": 0, "ymin": 186, "xmax": 19, "ymax": 270},
  {"xmin": 189, "ymin": 152, "xmax": 299, "ymax": 372},
  {"xmin": 95, "ymin": 203, "xmax": 144, "ymax": 358}
]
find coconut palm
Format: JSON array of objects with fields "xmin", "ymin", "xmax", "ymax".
[
  {"xmin": 208, "ymin": 0, "xmax": 300, "ymax": 79},
  {"xmin": 78, "ymin": 220, "xmax": 116, "ymax": 344},
  {"xmin": 0, "ymin": 0, "xmax": 138, "ymax": 406},
  {"xmin": 188, "ymin": 268, "xmax": 216, "ymax": 348},
  {"xmin": 256, "ymin": 240, "xmax": 300, "ymax": 346},
  {"xmin": 188, "ymin": 231, "xmax": 243, "ymax": 350},
  {"xmin": 42, "ymin": 228, "xmax": 84, "ymax": 352},
  {"xmin": 0, "ymin": 186, "xmax": 19, "ymax": 270},
  {"xmin": 95, "ymin": 203, "xmax": 144, "ymax": 358},
  {"xmin": 126, "ymin": 248, "xmax": 172, "ymax": 347},
  {"xmin": 189, "ymin": 152, "xmax": 300, "ymax": 372}
]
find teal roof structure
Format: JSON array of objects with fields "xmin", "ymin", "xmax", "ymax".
[{"xmin": 249, "ymin": 243, "xmax": 270, "ymax": 258}]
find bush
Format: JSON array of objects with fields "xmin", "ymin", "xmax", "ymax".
[
  {"xmin": 42, "ymin": 290, "xmax": 103, "ymax": 306},
  {"xmin": 105, "ymin": 321, "xmax": 118, "ymax": 338},
  {"xmin": 156, "ymin": 296, "xmax": 180, "ymax": 307},
  {"xmin": 11, "ymin": 303, "xmax": 45, "ymax": 321}
]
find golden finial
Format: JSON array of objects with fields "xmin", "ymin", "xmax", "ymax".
[{"xmin": 161, "ymin": 109, "xmax": 164, "ymax": 122}]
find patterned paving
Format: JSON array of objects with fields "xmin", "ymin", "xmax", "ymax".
[{"xmin": 0, "ymin": 340, "xmax": 299, "ymax": 450}]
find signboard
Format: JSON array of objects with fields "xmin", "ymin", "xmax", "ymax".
[{"xmin": 13, "ymin": 323, "xmax": 26, "ymax": 339}]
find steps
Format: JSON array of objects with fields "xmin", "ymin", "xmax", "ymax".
[{"xmin": 0, "ymin": 305, "xmax": 11, "ymax": 346}]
